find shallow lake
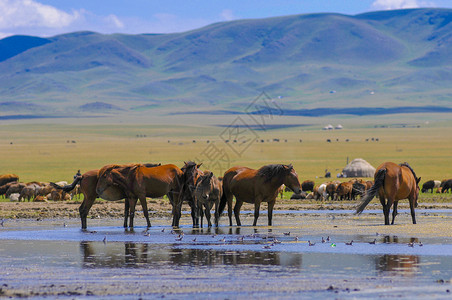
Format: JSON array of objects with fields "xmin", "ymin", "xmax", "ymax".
[{"xmin": 1, "ymin": 210, "xmax": 451, "ymax": 299}]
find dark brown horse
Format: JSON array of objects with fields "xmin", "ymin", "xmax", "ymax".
[
  {"xmin": 52, "ymin": 163, "xmax": 160, "ymax": 229},
  {"xmin": 356, "ymin": 162, "xmax": 421, "ymax": 225},
  {"xmin": 194, "ymin": 171, "xmax": 222, "ymax": 228},
  {"xmin": 218, "ymin": 164, "xmax": 301, "ymax": 226},
  {"xmin": 0, "ymin": 174, "xmax": 19, "ymax": 186},
  {"xmin": 179, "ymin": 162, "xmax": 203, "ymax": 227},
  {"xmin": 96, "ymin": 162, "xmax": 201, "ymax": 228}
]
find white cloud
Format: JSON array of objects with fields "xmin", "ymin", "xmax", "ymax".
[
  {"xmin": 371, "ymin": 0, "xmax": 436, "ymax": 10},
  {"xmin": 105, "ymin": 14, "xmax": 124, "ymax": 29},
  {"xmin": 0, "ymin": 0, "xmax": 80, "ymax": 28},
  {"xmin": 220, "ymin": 9, "xmax": 235, "ymax": 21}
]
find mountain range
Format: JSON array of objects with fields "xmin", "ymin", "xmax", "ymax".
[{"xmin": 0, "ymin": 8, "xmax": 451, "ymax": 119}]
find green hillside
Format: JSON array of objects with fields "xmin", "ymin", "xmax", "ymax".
[{"xmin": 0, "ymin": 8, "xmax": 451, "ymax": 119}]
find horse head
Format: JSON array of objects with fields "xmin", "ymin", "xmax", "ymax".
[{"xmin": 283, "ymin": 164, "xmax": 301, "ymax": 194}]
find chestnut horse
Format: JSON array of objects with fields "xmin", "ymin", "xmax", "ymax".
[
  {"xmin": 96, "ymin": 162, "xmax": 201, "ymax": 228},
  {"xmin": 218, "ymin": 164, "xmax": 301, "ymax": 226},
  {"xmin": 52, "ymin": 163, "xmax": 160, "ymax": 229},
  {"xmin": 356, "ymin": 162, "xmax": 421, "ymax": 225}
]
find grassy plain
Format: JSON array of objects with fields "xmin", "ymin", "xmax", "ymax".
[{"xmin": 1, "ymin": 118, "xmax": 451, "ymax": 186}]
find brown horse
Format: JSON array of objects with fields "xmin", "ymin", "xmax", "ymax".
[
  {"xmin": 0, "ymin": 174, "xmax": 19, "ymax": 186},
  {"xmin": 96, "ymin": 162, "xmax": 200, "ymax": 228},
  {"xmin": 356, "ymin": 162, "xmax": 421, "ymax": 225},
  {"xmin": 194, "ymin": 171, "xmax": 222, "ymax": 228},
  {"xmin": 52, "ymin": 163, "xmax": 160, "ymax": 229},
  {"xmin": 179, "ymin": 161, "xmax": 203, "ymax": 227},
  {"xmin": 218, "ymin": 164, "xmax": 301, "ymax": 226}
]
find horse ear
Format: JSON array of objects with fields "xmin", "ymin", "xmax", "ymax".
[
  {"xmin": 209, "ymin": 172, "xmax": 213, "ymax": 178},
  {"xmin": 417, "ymin": 177, "xmax": 421, "ymax": 184},
  {"xmin": 184, "ymin": 161, "xmax": 187, "ymax": 165},
  {"xmin": 197, "ymin": 163, "xmax": 203, "ymax": 168}
]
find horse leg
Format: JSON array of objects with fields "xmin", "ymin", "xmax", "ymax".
[
  {"xmin": 409, "ymin": 197, "xmax": 417, "ymax": 224},
  {"xmin": 139, "ymin": 197, "xmax": 151, "ymax": 228},
  {"xmin": 391, "ymin": 201, "xmax": 398, "ymax": 225},
  {"xmin": 252, "ymin": 201, "xmax": 261, "ymax": 226},
  {"xmin": 379, "ymin": 194, "xmax": 390, "ymax": 225},
  {"xmin": 233, "ymin": 200, "xmax": 243, "ymax": 226},
  {"xmin": 227, "ymin": 194, "xmax": 233, "ymax": 226},
  {"xmin": 214, "ymin": 199, "xmax": 220, "ymax": 228},
  {"xmin": 205, "ymin": 203, "xmax": 212, "ymax": 228},
  {"xmin": 79, "ymin": 193, "xmax": 95, "ymax": 230},
  {"xmin": 199, "ymin": 205, "xmax": 204, "ymax": 228},
  {"xmin": 123, "ymin": 199, "xmax": 130, "ymax": 228},
  {"xmin": 191, "ymin": 203, "xmax": 199, "ymax": 228},
  {"xmin": 128, "ymin": 198, "xmax": 138, "ymax": 228},
  {"xmin": 267, "ymin": 200, "xmax": 275, "ymax": 226}
]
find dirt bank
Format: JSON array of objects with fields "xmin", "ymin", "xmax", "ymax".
[{"xmin": 1, "ymin": 197, "xmax": 451, "ymax": 220}]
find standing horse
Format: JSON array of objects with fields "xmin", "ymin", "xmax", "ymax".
[
  {"xmin": 194, "ymin": 171, "xmax": 222, "ymax": 228},
  {"xmin": 218, "ymin": 164, "xmax": 301, "ymax": 226},
  {"xmin": 52, "ymin": 163, "xmax": 160, "ymax": 229},
  {"xmin": 96, "ymin": 162, "xmax": 201, "ymax": 228},
  {"xmin": 356, "ymin": 162, "xmax": 420, "ymax": 225},
  {"xmin": 179, "ymin": 161, "xmax": 203, "ymax": 227}
]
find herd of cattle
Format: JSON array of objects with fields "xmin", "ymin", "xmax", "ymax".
[{"xmin": 0, "ymin": 174, "xmax": 79, "ymax": 202}]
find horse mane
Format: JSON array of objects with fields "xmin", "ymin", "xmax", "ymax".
[
  {"xmin": 257, "ymin": 164, "xmax": 292, "ymax": 183},
  {"xmin": 399, "ymin": 162, "xmax": 419, "ymax": 183}
]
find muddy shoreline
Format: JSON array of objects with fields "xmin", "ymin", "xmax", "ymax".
[{"xmin": 1, "ymin": 198, "xmax": 451, "ymax": 220}]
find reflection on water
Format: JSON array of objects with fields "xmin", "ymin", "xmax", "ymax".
[
  {"xmin": 376, "ymin": 254, "xmax": 420, "ymax": 276},
  {"xmin": 80, "ymin": 241, "xmax": 303, "ymax": 269}
]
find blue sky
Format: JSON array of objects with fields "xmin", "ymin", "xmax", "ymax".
[{"xmin": 1, "ymin": 0, "xmax": 451, "ymax": 38}]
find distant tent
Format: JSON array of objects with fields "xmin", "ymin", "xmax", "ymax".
[{"xmin": 342, "ymin": 158, "xmax": 376, "ymax": 178}]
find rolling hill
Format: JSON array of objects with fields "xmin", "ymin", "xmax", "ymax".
[{"xmin": 0, "ymin": 8, "xmax": 451, "ymax": 120}]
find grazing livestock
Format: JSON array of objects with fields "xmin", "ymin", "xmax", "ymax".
[
  {"xmin": 326, "ymin": 182, "xmax": 338, "ymax": 200},
  {"xmin": 9, "ymin": 193, "xmax": 20, "ymax": 202},
  {"xmin": 194, "ymin": 171, "xmax": 222, "ymax": 227},
  {"xmin": 421, "ymin": 180, "xmax": 436, "ymax": 193},
  {"xmin": 301, "ymin": 180, "xmax": 315, "ymax": 193},
  {"xmin": 351, "ymin": 181, "xmax": 366, "ymax": 200},
  {"xmin": 0, "ymin": 182, "xmax": 18, "ymax": 198},
  {"xmin": 218, "ymin": 164, "xmax": 301, "ymax": 226},
  {"xmin": 336, "ymin": 182, "xmax": 353, "ymax": 200},
  {"xmin": 441, "ymin": 179, "xmax": 452, "ymax": 193},
  {"xmin": 356, "ymin": 162, "xmax": 420, "ymax": 225},
  {"xmin": 19, "ymin": 184, "xmax": 40, "ymax": 202},
  {"xmin": 0, "ymin": 174, "xmax": 19, "ymax": 186},
  {"xmin": 315, "ymin": 183, "xmax": 327, "ymax": 201},
  {"xmin": 5, "ymin": 183, "xmax": 26, "ymax": 198}
]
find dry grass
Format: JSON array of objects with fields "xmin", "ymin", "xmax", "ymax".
[{"xmin": 0, "ymin": 122, "xmax": 451, "ymax": 187}]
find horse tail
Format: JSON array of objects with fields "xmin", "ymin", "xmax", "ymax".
[
  {"xmin": 218, "ymin": 182, "xmax": 228, "ymax": 216},
  {"xmin": 355, "ymin": 168, "xmax": 386, "ymax": 215},
  {"xmin": 51, "ymin": 176, "xmax": 82, "ymax": 192}
]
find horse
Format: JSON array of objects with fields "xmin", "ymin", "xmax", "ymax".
[
  {"xmin": 52, "ymin": 163, "xmax": 160, "ymax": 229},
  {"xmin": 440, "ymin": 179, "xmax": 452, "ymax": 193},
  {"xmin": 179, "ymin": 161, "xmax": 203, "ymax": 227},
  {"xmin": 356, "ymin": 162, "xmax": 421, "ymax": 225},
  {"xmin": 218, "ymin": 164, "xmax": 301, "ymax": 226},
  {"xmin": 194, "ymin": 171, "xmax": 222, "ymax": 227},
  {"xmin": 96, "ymin": 162, "xmax": 200, "ymax": 228},
  {"xmin": 301, "ymin": 180, "xmax": 315, "ymax": 193},
  {"xmin": 0, "ymin": 174, "xmax": 19, "ymax": 186}
]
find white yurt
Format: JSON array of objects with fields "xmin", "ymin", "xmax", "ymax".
[{"xmin": 342, "ymin": 158, "xmax": 376, "ymax": 178}]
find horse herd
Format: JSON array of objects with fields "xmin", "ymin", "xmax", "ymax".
[{"xmin": 1, "ymin": 161, "xmax": 448, "ymax": 229}]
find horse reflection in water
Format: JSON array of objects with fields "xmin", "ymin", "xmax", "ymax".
[
  {"xmin": 376, "ymin": 254, "xmax": 420, "ymax": 277},
  {"xmin": 80, "ymin": 241, "xmax": 302, "ymax": 269}
]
